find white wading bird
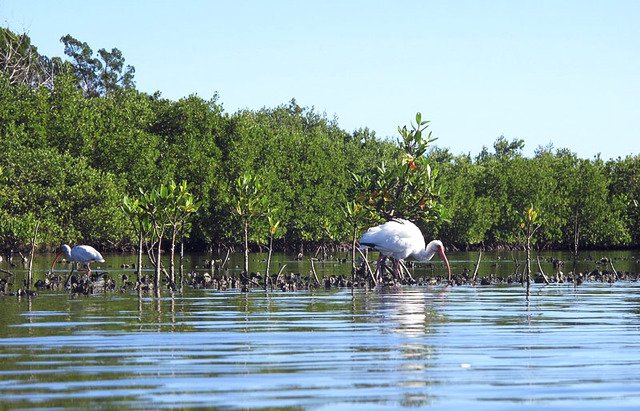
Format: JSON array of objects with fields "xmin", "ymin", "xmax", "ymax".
[
  {"xmin": 359, "ymin": 218, "xmax": 452, "ymax": 283},
  {"xmin": 50, "ymin": 244, "xmax": 105, "ymax": 285}
]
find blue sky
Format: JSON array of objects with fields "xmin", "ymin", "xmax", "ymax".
[{"xmin": 2, "ymin": 0, "xmax": 639, "ymax": 159}]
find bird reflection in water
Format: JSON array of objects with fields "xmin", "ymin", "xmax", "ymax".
[
  {"xmin": 382, "ymin": 288, "xmax": 443, "ymax": 337},
  {"xmin": 379, "ymin": 288, "xmax": 448, "ymax": 407}
]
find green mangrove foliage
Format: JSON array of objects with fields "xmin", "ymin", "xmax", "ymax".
[
  {"xmin": 518, "ymin": 205, "xmax": 542, "ymax": 289},
  {"xmin": 231, "ymin": 172, "xmax": 266, "ymax": 275},
  {"xmin": 430, "ymin": 140, "xmax": 635, "ymax": 250},
  {"xmin": 130, "ymin": 181, "xmax": 199, "ymax": 289},
  {"xmin": 351, "ymin": 113, "xmax": 445, "ymax": 225},
  {"xmin": 265, "ymin": 209, "xmax": 282, "ymax": 280},
  {"xmin": 1, "ymin": 27, "xmax": 640, "ymax": 254}
]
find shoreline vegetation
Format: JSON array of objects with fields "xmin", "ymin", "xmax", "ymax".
[
  {"xmin": 2, "ymin": 251, "xmax": 636, "ymax": 297},
  {"xmin": 1, "ymin": 27, "xmax": 640, "ymax": 263}
]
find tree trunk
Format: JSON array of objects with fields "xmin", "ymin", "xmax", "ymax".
[
  {"xmin": 169, "ymin": 228, "xmax": 177, "ymax": 286},
  {"xmin": 526, "ymin": 235, "xmax": 531, "ymax": 293},
  {"xmin": 573, "ymin": 212, "xmax": 579, "ymax": 276},
  {"xmin": 266, "ymin": 234, "xmax": 273, "ymax": 277},
  {"xmin": 137, "ymin": 234, "xmax": 143, "ymax": 282},
  {"xmin": 265, "ymin": 234, "xmax": 273, "ymax": 290},
  {"xmin": 179, "ymin": 240, "xmax": 184, "ymax": 293},
  {"xmin": 155, "ymin": 236, "xmax": 163, "ymax": 290},
  {"xmin": 351, "ymin": 224, "xmax": 357, "ymax": 280},
  {"xmin": 243, "ymin": 218, "xmax": 249, "ymax": 275},
  {"xmin": 27, "ymin": 222, "xmax": 39, "ymax": 290}
]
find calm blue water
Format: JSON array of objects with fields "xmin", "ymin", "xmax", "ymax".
[{"xmin": 1, "ymin": 282, "xmax": 640, "ymax": 410}]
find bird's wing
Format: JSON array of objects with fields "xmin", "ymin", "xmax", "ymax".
[
  {"xmin": 72, "ymin": 245, "xmax": 105, "ymax": 263},
  {"xmin": 359, "ymin": 219, "xmax": 425, "ymax": 259}
]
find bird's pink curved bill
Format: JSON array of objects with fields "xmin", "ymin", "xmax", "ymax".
[
  {"xmin": 50, "ymin": 251, "xmax": 63, "ymax": 272},
  {"xmin": 439, "ymin": 248, "xmax": 452, "ymax": 282}
]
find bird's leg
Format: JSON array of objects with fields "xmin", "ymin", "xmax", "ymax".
[{"xmin": 392, "ymin": 259, "xmax": 401, "ymax": 280}]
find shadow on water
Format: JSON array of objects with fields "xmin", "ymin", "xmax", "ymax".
[{"xmin": 0, "ymin": 251, "xmax": 640, "ymax": 409}]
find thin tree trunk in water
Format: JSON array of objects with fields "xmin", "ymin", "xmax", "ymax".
[
  {"xmin": 179, "ymin": 240, "xmax": 184, "ymax": 293},
  {"xmin": 137, "ymin": 234, "xmax": 143, "ymax": 282},
  {"xmin": 536, "ymin": 254, "xmax": 550, "ymax": 284},
  {"xmin": 526, "ymin": 236, "xmax": 531, "ymax": 294},
  {"xmin": 609, "ymin": 258, "xmax": 618, "ymax": 277},
  {"xmin": 243, "ymin": 219, "xmax": 249, "ymax": 275},
  {"xmin": 266, "ymin": 234, "xmax": 273, "ymax": 290},
  {"xmin": 398, "ymin": 260, "xmax": 415, "ymax": 282},
  {"xmin": 512, "ymin": 252, "xmax": 520, "ymax": 281},
  {"xmin": 573, "ymin": 212, "xmax": 579, "ymax": 276},
  {"xmin": 472, "ymin": 251, "xmax": 482, "ymax": 284},
  {"xmin": 310, "ymin": 258, "xmax": 320, "ymax": 285},
  {"xmin": 211, "ymin": 249, "xmax": 215, "ymax": 278},
  {"xmin": 351, "ymin": 224, "xmax": 357, "ymax": 281},
  {"xmin": 27, "ymin": 222, "xmax": 39, "ymax": 290},
  {"xmin": 355, "ymin": 247, "xmax": 377, "ymax": 286},
  {"xmin": 155, "ymin": 236, "xmax": 163, "ymax": 290},
  {"xmin": 169, "ymin": 229, "xmax": 177, "ymax": 286}
]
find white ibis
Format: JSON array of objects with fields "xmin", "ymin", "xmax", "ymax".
[
  {"xmin": 50, "ymin": 244, "xmax": 105, "ymax": 285},
  {"xmin": 359, "ymin": 218, "xmax": 452, "ymax": 283}
]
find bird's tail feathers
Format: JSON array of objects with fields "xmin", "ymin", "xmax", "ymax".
[{"xmin": 359, "ymin": 242, "xmax": 375, "ymax": 251}]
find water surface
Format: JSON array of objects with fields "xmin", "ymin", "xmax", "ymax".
[
  {"xmin": 1, "ymin": 251, "xmax": 640, "ymax": 409},
  {"xmin": 1, "ymin": 283, "xmax": 640, "ymax": 409}
]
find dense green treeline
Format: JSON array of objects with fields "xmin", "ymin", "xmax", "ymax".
[
  {"xmin": 1, "ymin": 28, "xmax": 639, "ymax": 255},
  {"xmin": 0, "ymin": 70, "xmax": 395, "ymax": 253},
  {"xmin": 429, "ymin": 139, "xmax": 638, "ymax": 250}
]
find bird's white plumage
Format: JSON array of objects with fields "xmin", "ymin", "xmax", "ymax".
[
  {"xmin": 50, "ymin": 244, "xmax": 105, "ymax": 286},
  {"xmin": 359, "ymin": 218, "xmax": 452, "ymax": 282},
  {"xmin": 61, "ymin": 244, "xmax": 105, "ymax": 264},
  {"xmin": 359, "ymin": 218, "xmax": 426, "ymax": 260}
]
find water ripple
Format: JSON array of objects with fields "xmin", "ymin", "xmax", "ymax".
[{"xmin": 1, "ymin": 284, "xmax": 640, "ymax": 409}]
